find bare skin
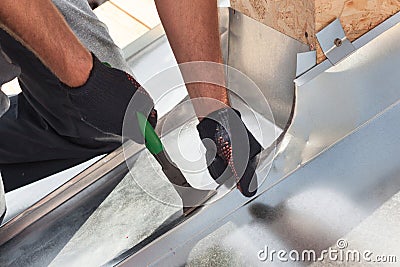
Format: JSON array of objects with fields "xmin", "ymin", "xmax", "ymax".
[
  {"xmin": 0, "ymin": 0, "xmax": 92, "ymax": 87},
  {"xmin": 155, "ymin": 0, "xmax": 230, "ymax": 119}
]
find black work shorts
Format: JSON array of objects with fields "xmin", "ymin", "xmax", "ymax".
[{"xmin": 0, "ymin": 30, "xmax": 121, "ymax": 192}]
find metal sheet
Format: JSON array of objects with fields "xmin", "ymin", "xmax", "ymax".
[
  {"xmin": 227, "ymin": 9, "xmax": 309, "ymax": 129},
  {"xmin": 296, "ymin": 51, "xmax": 316, "ymax": 77},
  {"xmin": 0, "ymin": 157, "xmax": 132, "ymax": 267},
  {"xmin": 316, "ymin": 19, "xmax": 355, "ymax": 65},
  {"xmin": 118, "ymin": 11, "xmax": 400, "ymax": 267},
  {"xmin": 184, "ymin": 101, "xmax": 400, "ymax": 265}
]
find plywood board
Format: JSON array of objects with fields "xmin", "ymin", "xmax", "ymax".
[
  {"xmin": 110, "ymin": 0, "xmax": 161, "ymax": 29},
  {"xmin": 94, "ymin": 2, "xmax": 149, "ymax": 49},
  {"xmin": 315, "ymin": 0, "xmax": 400, "ymax": 62},
  {"xmin": 231, "ymin": 0, "xmax": 316, "ymax": 49},
  {"xmin": 231, "ymin": 0, "xmax": 400, "ymax": 63}
]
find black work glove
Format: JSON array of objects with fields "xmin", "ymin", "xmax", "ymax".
[
  {"xmin": 197, "ymin": 108, "xmax": 262, "ymax": 197},
  {"xmin": 63, "ymin": 54, "xmax": 157, "ymax": 143}
]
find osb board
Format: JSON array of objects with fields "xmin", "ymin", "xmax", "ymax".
[
  {"xmin": 94, "ymin": 1, "xmax": 149, "ymax": 48},
  {"xmin": 315, "ymin": 0, "xmax": 400, "ymax": 62},
  {"xmin": 231, "ymin": 0, "xmax": 400, "ymax": 63},
  {"xmin": 230, "ymin": 0, "xmax": 317, "ymax": 50}
]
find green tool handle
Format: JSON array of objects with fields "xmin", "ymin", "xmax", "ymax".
[{"xmin": 136, "ymin": 112, "xmax": 164, "ymax": 155}]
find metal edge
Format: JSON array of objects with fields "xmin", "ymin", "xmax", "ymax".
[{"xmin": 294, "ymin": 11, "xmax": 400, "ymax": 87}]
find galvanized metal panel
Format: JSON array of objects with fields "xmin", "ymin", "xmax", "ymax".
[
  {"xmin": 227, "ymin": 9, "xmax": 309, "ymax": 129},
  {"xmin": 184, "ymin": 101, "xmax": 400, "ymax": 265},
  {"xmin": 119, "ymin": 12, "xmax": 400, "ymax": 267}
]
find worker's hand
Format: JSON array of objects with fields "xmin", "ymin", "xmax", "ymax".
[
  {"xmin": 63, "ymin": 53, "xmax": 157, "ymax": 143},
  {"xmin": 197, "ymin": 108, "xmax": 262, "ymax": 197}
]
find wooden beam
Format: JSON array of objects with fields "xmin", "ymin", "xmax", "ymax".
[{"xmin": 230, "ymin": 0, "xmax": 400, "ymax": 63}]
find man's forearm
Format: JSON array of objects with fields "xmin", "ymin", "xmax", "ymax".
[
  {"xmin": 155, "ymin": 0, "xmax": 230, "ymax": 119},
  {"xmin": 0, "ymin": 0, "xmax": 92, "ymax": 87}
]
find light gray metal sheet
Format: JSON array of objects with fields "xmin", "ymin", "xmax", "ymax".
[
  {"xmin": 316, "ymin": 18, "xmax": 355, "ymax": 65},
  {"xmin": 228, "ymin": 9, "xmax": 309, "ymax": 129},
  {"xmin": 296, "ymin": 51, "xmax": 316, "ymax": 77},
  {"xmin": 118, "ymin": 12, "xmax": 400, "ymax": 267},
  {"xmin": 287, "ymin": 22, "xmax": 400, "ymax": 167},
  {"xmin": 184, "ymin": 101, "xmax": 400, "ymax": 266}
]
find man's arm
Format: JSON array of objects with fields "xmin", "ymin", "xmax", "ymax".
[
  {"xmin": 156, "ymin": 1, "xmax": 262, "ymax": 197},
  {"xmin": 0, "ymin": 0, "xmax": 92, "ymax": 87},
  {"xmin": 155, "ymin": 0, "xmax": 230, "ymax": 119}
]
